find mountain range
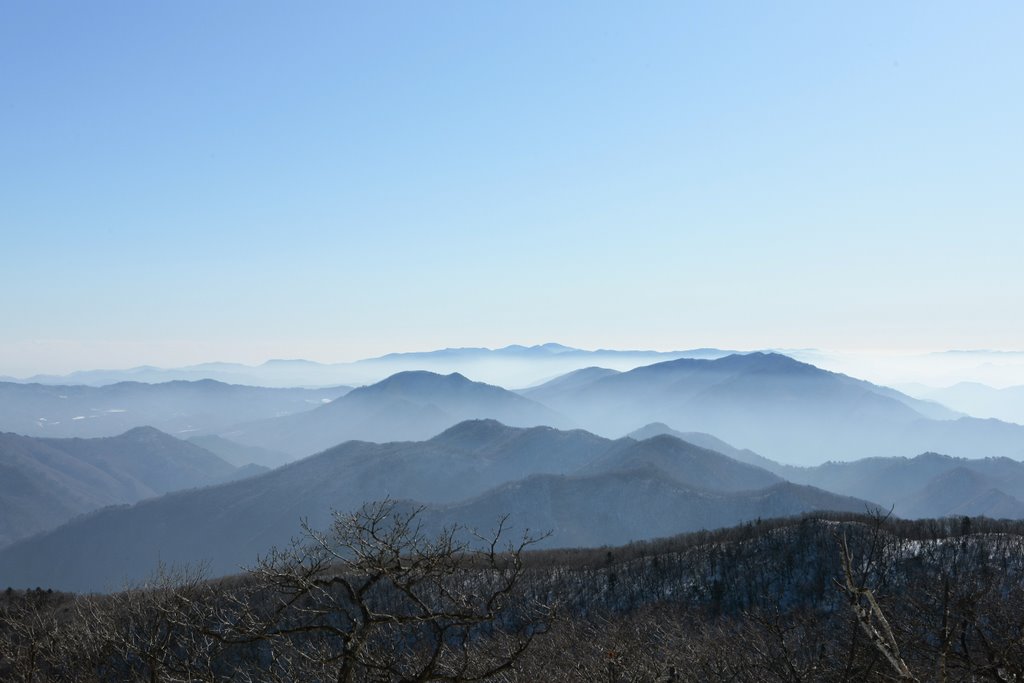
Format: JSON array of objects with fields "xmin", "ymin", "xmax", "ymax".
[
  {"xmin": 787, "ymin": 452, "xmax": 1024, "ymax": 519},
  {"xmin": 0, "ymin": 420, "xmax": 870, "ymax": 592},
  {"xmin": 9, "ymin": 345, "xmax": 1024, "ymax": 398},
  {"xmin": 523, "ymin": 352, "xmax": 1024, "ymax": 465},
  {"xmin": 636, "ymin": 423, "xmax": 1024, "ymax": 520},
  {"xmin": 5, "ymin": 350, "xmax": 1024, "ymax": 593},
  {"xmin": 13, "ymin": 352, "xmax": 1008, "ymax": 469},
  {"xmin": 3, "ymin": 344, "xmax": 734, "ymax": 389},
  {"xmin": 209, "ymin": 353, "xmax": 1024, "ymax": 466}
]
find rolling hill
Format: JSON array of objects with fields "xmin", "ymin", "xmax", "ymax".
[{"xmin": 0, "ymin": 427, "xmax": 241, "ymax": 548}]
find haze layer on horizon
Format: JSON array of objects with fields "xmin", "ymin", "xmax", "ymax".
[{"xmin": 2, "ymin": 2, "xmax": 1021, "ymax": 377}]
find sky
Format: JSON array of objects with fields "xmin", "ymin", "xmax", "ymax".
[{"xmin": 1, "ymin": 2, "xmax": 1022, "ymax": 376}]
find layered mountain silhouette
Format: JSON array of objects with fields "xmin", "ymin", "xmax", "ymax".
[
  {"xmin": 0, "ymin": 427, "xmax": 244, "ymax": 548},
  {"xmin": 8, "ymin": 351, "xmax": 1024, "ymax": 594},
  {"xmin": 224, "ymin": 371, "xmax": 569, "ymax": 458},
  {"xmin": 633, "ymin": 422, "xmax": 1024, "ymax": 519},
  {"xmin": 900, "ymin": 467, "xmax": 1024, "ymax": 519},
  {"xmin": 527, "ymin": 352, "xmax": 1019, "ymax": 465},
  {"xmin": 627, "ymin": 423, "xmax": 783, "ymax": 472},
  {"xmin": 0, "ymin": 380, "xmax": 350, "ymax": 439},
  {"xmin": 0, "ymin": 420, "xmax": 870, "ymax": 592},
  {"xmin": 581, "ymin": 434, "xmax": 782, "ymax": 492},
  {"xmin": 783, "ymin": 452, "xmax": 1024, "ymax": 518},
  {"xmin": 8, "ymin": 344, "xmax": 735, "ymax": 389}
]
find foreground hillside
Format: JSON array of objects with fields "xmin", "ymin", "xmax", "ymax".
[
  {"xmin": 2, "ymin": 512, "xmax": 1022, "ymax": 681},
  {"xmin": 0, "ymin": 421, "xmax": 868, "ymax": 592},
  {"xmin": 0, "ymin": 428, "xmax": 245, "ymax": 548}
]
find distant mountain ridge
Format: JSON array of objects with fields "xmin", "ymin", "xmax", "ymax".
[
  {"xmin": 527, "ymin": 352, "xmax": 1020, "ymax": 465},
  {"xmin": 6, "ymin": 344, "xmax": 736, "ymax": 389},
  {"xmin": 0, "ymin": 420, "xmax": 870, "ymax": 592},
  {"xmin": 632, "ymin": 421, "xmax": 1024, "ymax": 519},
  {"xmin": 906, "ymin": 382, "xmax": 1024, "ymax": 425},
  {"xmin": 9, "ymin": 352, "xmax": 1016, "ymax": 471},
  {"xmin": 784, "ymin": 451, "xmax": 1024, "ymax": 518},
  {"xmin": 0, "ymin": 380, "xmax": 350, "ymax": 439}
]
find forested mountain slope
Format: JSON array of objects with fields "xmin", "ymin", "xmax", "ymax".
[{"xmin": 0, "ymin": 428, "xmax": 239, "ymax": 548}]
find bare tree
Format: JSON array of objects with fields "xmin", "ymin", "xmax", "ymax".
[
  {"xmin": 837, "ymin": 531, "xmax": 918, "ymax": 682},
  {"xmin": 0, "ymin": 588, "xmax": 63, "ymax": 682},
  {"xmin": 218, "ymin": 500, "xmax": 551, "ymax": 682},
  {"xmin": 77, "ymin": 563, "xmax": 224, "ymax": 683}
]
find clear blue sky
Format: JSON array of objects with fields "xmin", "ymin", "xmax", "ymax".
[{"xmin": 2, "ymin": 1, "xmax": 1022, "ymax": 374}]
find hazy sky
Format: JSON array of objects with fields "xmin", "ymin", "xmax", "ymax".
[{"xmin": 2, "ymin": 2, "xmax": 1022, "ymax": 375}]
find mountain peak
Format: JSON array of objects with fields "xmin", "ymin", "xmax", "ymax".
[
  {"xmin": 260, "ymin": 358, "xmax": 324, "ymax": 367},
  {"xmin": 535, "ymin": 342, "xmax": 576, "ymax": 353},
  {"xmin": 712, "ymin": 352, "xmax": 818, "ymax": 373},
  {"xmin": 363, "ymin": 370, "xmax": 474, "ymax": 392},
  {"xmin": 430, "ymin": 419, "xmax": 518, "ymax": 445},
  {"xmin": 118, "ymin": 425, "xmax": 173, "ymax": 440},
  {"xmin": 913, "ymin": 451, "xmax": 956, "ymax": 463},
  {"xmin": 629, "ymin": 422, "xmax": 674, "ymax": 439}
]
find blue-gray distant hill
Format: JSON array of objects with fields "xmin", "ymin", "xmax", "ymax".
[
  {"xmin": 0, "ymin": 380, "xmax": 350, "ymax": 439},
  {"xmin": 224, "ymin": 371, "xmax": 570, "ymax": 458},
  {"xmin": 357, "ymin": 344, "xmax": 734, "ymax": 389},
  {"xmin": 0, "ymin": 420, "xmax": 868, "ymax": 593},
  {"xmin": 627, "ymin": 423, "xmax": 783, "ymax": 472},
  {"xmin": 785, "ymin": 452, "xmax": 1024, "ymax": 519},
  {"xmin": 0, "ymin": 427, "xmax": 252, "ymax": 549},
  {"xmin": 526, "ymin": 352, "xmax": 1021, "ymax": 465},
  {"xmin": 635, "ymin": 422, "xmax": 1024, "ymax": 520},
  {"xmin": 422, "ymin": 474, "xmax": 870, "ymax": 550}
]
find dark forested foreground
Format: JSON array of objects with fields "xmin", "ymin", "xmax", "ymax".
[{"xmin": 3, "ymin": 506, "xmax": 1024, "ymax": 682}]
